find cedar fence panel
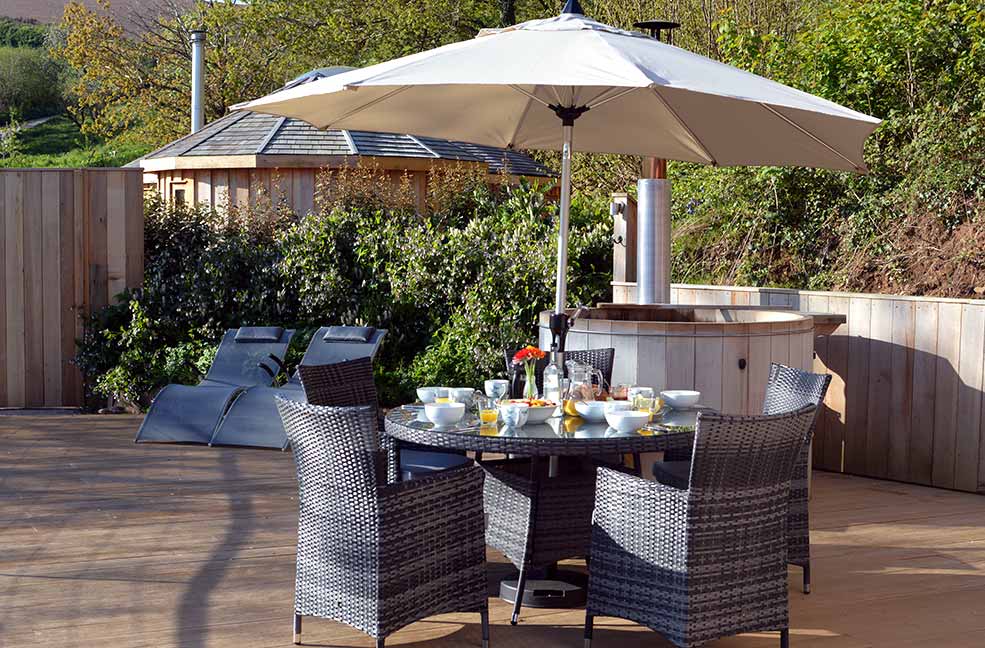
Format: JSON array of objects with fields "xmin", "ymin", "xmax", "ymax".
[
  {"xmin": 0, "ymin": 169, "xmax": 143, "ymax": 408},
  {"xmin": 666, "ymin": 283, "xmax": 985, "ymax": 494}
]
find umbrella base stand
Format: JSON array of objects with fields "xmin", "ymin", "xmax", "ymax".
[{"xmin": 499, "ymin": 569, "xmax": 587, "ymax": 609}]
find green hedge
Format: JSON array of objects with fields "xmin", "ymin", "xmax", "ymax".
[{"xmin": 76, "ymin": 178, "xmax": 612, "ymax": 409}]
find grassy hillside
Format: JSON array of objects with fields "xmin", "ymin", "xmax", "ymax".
[{"xmin": 1, "ymin": 115, "xmax": 152, "ymax": 168}]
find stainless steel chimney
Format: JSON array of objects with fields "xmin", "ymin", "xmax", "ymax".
[
  {"xmin": 190, "ymin": 29, "xmax": 206, "ymax": 134},
  {"xmin": 636, "ymin": 178, "xmax": 671, "ymax": 303}
]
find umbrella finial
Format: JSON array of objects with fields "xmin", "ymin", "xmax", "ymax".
[{"xmin": 561, "ymin": 0, "xmax": 585, "ymax": 15}]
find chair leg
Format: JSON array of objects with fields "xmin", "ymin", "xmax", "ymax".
[
  {"xmin": 511, "ymin": 563, "xmax": 529, "ymax": 625},
  {"xmin": 780, "ymin": 628, "xmax": 789, "ymax": 648},
  {"xmin": 584, "ymin": 613, "xmax": 594, "ymax": 648},
  {"xmin": 480, "ymin": 606, "xmax": 490, "ymax": 648},
  {"xmin": 376, "ymin": 638, "xmax": 386, "ymax": 648},
  {"xmin": 293, "ymin": 613, "xmax": 301, "ymax": 645},
  {"xmin": 803, "ymin": 562, "xmax": 812, "ymax": 594}
]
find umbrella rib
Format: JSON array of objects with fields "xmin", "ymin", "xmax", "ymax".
[
  {"xmin": 508, "ymin": 84, "xmax": 551, "ymax": 108},
  {"xmin": 650, "ymin": 87, "xmax": 718, "ymax": 166},
  {"xmin": 508, "ymin": 88, "xmax": 537, "ymax": 148},
  {"xmin": 587, "ymin": 87, "xmax": 639, "ymax": 110},
  {"xmin": 759, "ymin": 102, "xmax": 863, "ymax": 171},
  {"xmin": 323, "ymin": 85, "xmax": 412, "ymax": 129}
]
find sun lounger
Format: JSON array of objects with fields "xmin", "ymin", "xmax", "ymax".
[
  {"xmin": 208, "ymin": 326, "xmax": 387, "ymax": 449},
  {"xmin": 134, "ymin": 327, "xmax": 295, "ymax": 444}
]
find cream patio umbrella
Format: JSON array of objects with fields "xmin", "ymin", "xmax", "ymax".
[{"xmin": 234, "ymin": 0, "xmax": 880, "ymax": 328}]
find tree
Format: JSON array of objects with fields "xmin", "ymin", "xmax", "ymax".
[{"xmin": 52, "ymin": 0, "xmax": 500, "ymax": 145}]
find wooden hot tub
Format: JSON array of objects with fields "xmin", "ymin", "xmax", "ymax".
[{"xmin": 538, "ymin": 305, "xmax": 815, "ymax": 415}]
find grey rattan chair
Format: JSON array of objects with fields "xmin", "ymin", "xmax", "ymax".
[
  {"xmin": 653, "ymin": 362, "xmax": 831, "ymax": 593},
  {"xmin": 276, "ymin": 397, "xmax": 489, "ymax": 648},
  {"xmin": 503, "ymin": 347, "xmax": 614, "ymax": 396},
  {"xmin": 585, "ymin": 406, "xmax": 816, "ymax": 648},
  {"xmin": 298, "ymin": 359, "xmax": 470, "ymax": 480}
]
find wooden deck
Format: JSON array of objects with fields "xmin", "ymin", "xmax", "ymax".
[{"xmin": 2, "ymin": 415, "xmax": 985, "ymax": 648}]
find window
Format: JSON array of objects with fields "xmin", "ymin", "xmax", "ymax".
[{"xmin": 172, "ymin": 188, "xmax": 186, "ymax": 205}]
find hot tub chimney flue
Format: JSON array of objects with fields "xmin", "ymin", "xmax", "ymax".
[{"xmin": 632, "ymin": 19, "xmax": 680, "ymax": 305}]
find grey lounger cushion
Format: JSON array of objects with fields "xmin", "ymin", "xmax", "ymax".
[
  {"xmin": 234, "ymin": 326, "xmax": 285, "ymax": 343},
  {"xmin": 323, "ymin": 326, "xmax": 376, "ymax": 343}
]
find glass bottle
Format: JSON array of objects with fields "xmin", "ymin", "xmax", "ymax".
[{"xmin": 543, "ymin": 349, "xmax": 562, "ymax": 404}]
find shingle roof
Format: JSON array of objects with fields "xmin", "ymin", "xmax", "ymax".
[{"xmin": 137, "ymin": 112, "xmax": 554, "ymax": 177}]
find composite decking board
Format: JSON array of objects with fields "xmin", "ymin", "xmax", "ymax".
[{"xmin": 3, "ymin": 416, "xmax": 985, "ymax": 648}]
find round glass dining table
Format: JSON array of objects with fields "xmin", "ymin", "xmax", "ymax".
[{"xmin": 384, "ymin": 403, "xmax": 715, "ymax": 620}]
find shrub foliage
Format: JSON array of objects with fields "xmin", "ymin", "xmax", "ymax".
[{"xmin": 77, "ymin": 173, "xmax": 611, "ymax": 408}]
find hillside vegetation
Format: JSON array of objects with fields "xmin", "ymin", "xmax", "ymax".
[{"xmin": 49, "ymin": 0, "xmax": 985, "ymax": 298}]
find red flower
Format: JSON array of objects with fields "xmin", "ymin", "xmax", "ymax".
[{"xmin": 513, "ymin": 345, "xmax": 546, "ymax": 364}]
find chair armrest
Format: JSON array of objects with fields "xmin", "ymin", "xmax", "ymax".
[
  {"xmin": 258, "ymin": 354, "xmax": 287, "ymax": 380},
  {"xmin": 591, "ymin": 467, "xmax": 689, "ymax": 568},
  {"xmin": 378, "ymin": 463, "xmax": 486, "ymax": 551},
  {"xmin": 267, "ymin": 353, "xmax": 287, "ymax": 375}
]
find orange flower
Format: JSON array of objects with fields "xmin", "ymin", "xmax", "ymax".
[{"xmin": 512, "ymin": 345, "xmax": 546, "ymax": 364}]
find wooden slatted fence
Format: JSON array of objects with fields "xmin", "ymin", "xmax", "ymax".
[
  {"xmin": 0, "ymin": 169, "xmax": 143, "ymax": 408},
  {"xmin": 665, "ymin": 284, "xmax": 985, "ymax": 493}
]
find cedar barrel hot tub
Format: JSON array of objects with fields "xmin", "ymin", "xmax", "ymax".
[{"xmin": 538, "ymin": 304, "xmax": 815, "ymax": 416}]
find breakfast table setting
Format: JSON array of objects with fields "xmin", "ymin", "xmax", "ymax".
[{"xmin": 382, "ymin": 346, "xmax": 714, "ymax": 617}]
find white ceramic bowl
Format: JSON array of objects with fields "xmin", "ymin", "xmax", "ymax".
[
  {"xmin": 574, "ymin": 400, "xmax": 608, "ymax": 422},
  {"xmin": 417, "ymin": 387, "xmax": 438, "ymax": 403},
  {"xmin": 604, "ymin": 410, "xmax": 651, "ymax": 434},
  {"xmin": 447, "ymin": 387, "xmax": 476, "ymax": 406},
  {"xmin": 603, "ymin": 400, "xmax": 634, "ymax": 414},
  {"xmin": 660, "ymin": 390, "xmax": 701, "ymax": 410},
  {"xmin": 525, "ymin": 405, "xmax": 557, "ymax": 424},
  {"xmin": 424, "ymin": 402, "xmax": 465, "ymax": 426}
]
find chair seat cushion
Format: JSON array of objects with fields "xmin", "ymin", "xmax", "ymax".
[
  {"xmin": 323, "ymin": 326, "xmax": 376, "ymax": 343},
  {"xmin": 651, "ymin": 460, "xmax": 691, "ymax": 490},
  {"xmin": 234, "ymin": 326, "xmax": 284, "ymax": 342},
  {"xmin": 400, "ymin": 449, "xmax": 470, "ymax": 480}
]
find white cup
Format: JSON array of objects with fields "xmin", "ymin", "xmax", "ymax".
[
  {"xmin": 484, "ymin": 379, "xmax": 510, "ymax": 399},
  {"xmin": 417, "ymin": 387, "xmax": 439, "ymax": 403},
  {"xmin": 448, "ymin": 387, "xmax": 476, "ymax": 407},
  {"xmin": 500, "ymin": 402, "xmax": 529, "ymax": 428}
]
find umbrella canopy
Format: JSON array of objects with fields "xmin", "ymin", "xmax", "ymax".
[{"xmin": 234, "ymin": 1, "xmax": 880, "ymax": 319}]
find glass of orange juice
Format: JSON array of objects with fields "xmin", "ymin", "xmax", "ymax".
[{"xmin": 476, "ymin": 395, "xmax": 498, "ymax": 424}]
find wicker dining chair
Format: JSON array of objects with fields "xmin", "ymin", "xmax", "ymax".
[
  {"xmin": 276, "ymin": 398, "xmax": 489, "ymax": 647},
  {"xmin": 502, "ymin": 347, "xmax": 615, "ymax": 396},
  {"xmin": 298, "ymin": 358, "xmax": 470, "ymax": 481},
  {"xmin": 585, "ymin": 405, "xmax": 816, "ymax": 648},
  {"xmin": 653, "ymin": 362, "xmax": 831, "ymax": 593}
]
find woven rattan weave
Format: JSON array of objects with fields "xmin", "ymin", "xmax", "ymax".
[
  {"xmin": 585, "ymin": 405, "xmax": 816, "ymax": 648},
  {"xmin": 277, "ymin": 398, "xmax": 489, "ymax": 647},
  {"xmin": 657, "ymin": 362, "xmax": 830, "ymax": 594}
]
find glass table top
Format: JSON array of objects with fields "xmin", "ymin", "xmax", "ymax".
[{"xmin": 387, "ymin": 404, "xmax": 714, "ymax": 440}]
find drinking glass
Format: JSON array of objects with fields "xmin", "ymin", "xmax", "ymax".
[
  {"xmin": 611, "ymin": 383, "xmax": 632, "ymax": 400},
  {"xmin": 476, "ymin": 395, "xmax": 499, "ymax": 424},
  {"xmin": 633, "ymin": 395, "xmax": 656, "ymax": 422}
]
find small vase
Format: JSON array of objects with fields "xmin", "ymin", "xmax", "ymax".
[{"xmin": 523, "ymin": 364, "xmax": 539, "ymax": 399}]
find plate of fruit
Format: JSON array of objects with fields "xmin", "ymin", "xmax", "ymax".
[{"xmin": 500, "ymin": 398, "xmax": 559, "ymax": 423}]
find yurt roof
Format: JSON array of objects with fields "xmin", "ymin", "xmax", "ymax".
[{"xmin": 130, "ymin": 110, "xmax": 554, "ymax": 177}]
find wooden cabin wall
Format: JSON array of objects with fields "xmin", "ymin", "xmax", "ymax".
[{"xmin": 157, "ymin": 168, "xmax": 428, "ymax": 216}]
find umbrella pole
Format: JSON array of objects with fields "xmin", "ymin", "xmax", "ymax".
[{"xmin": 554, "ymin": 122, "xmax": 574, "ymax": 315}]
